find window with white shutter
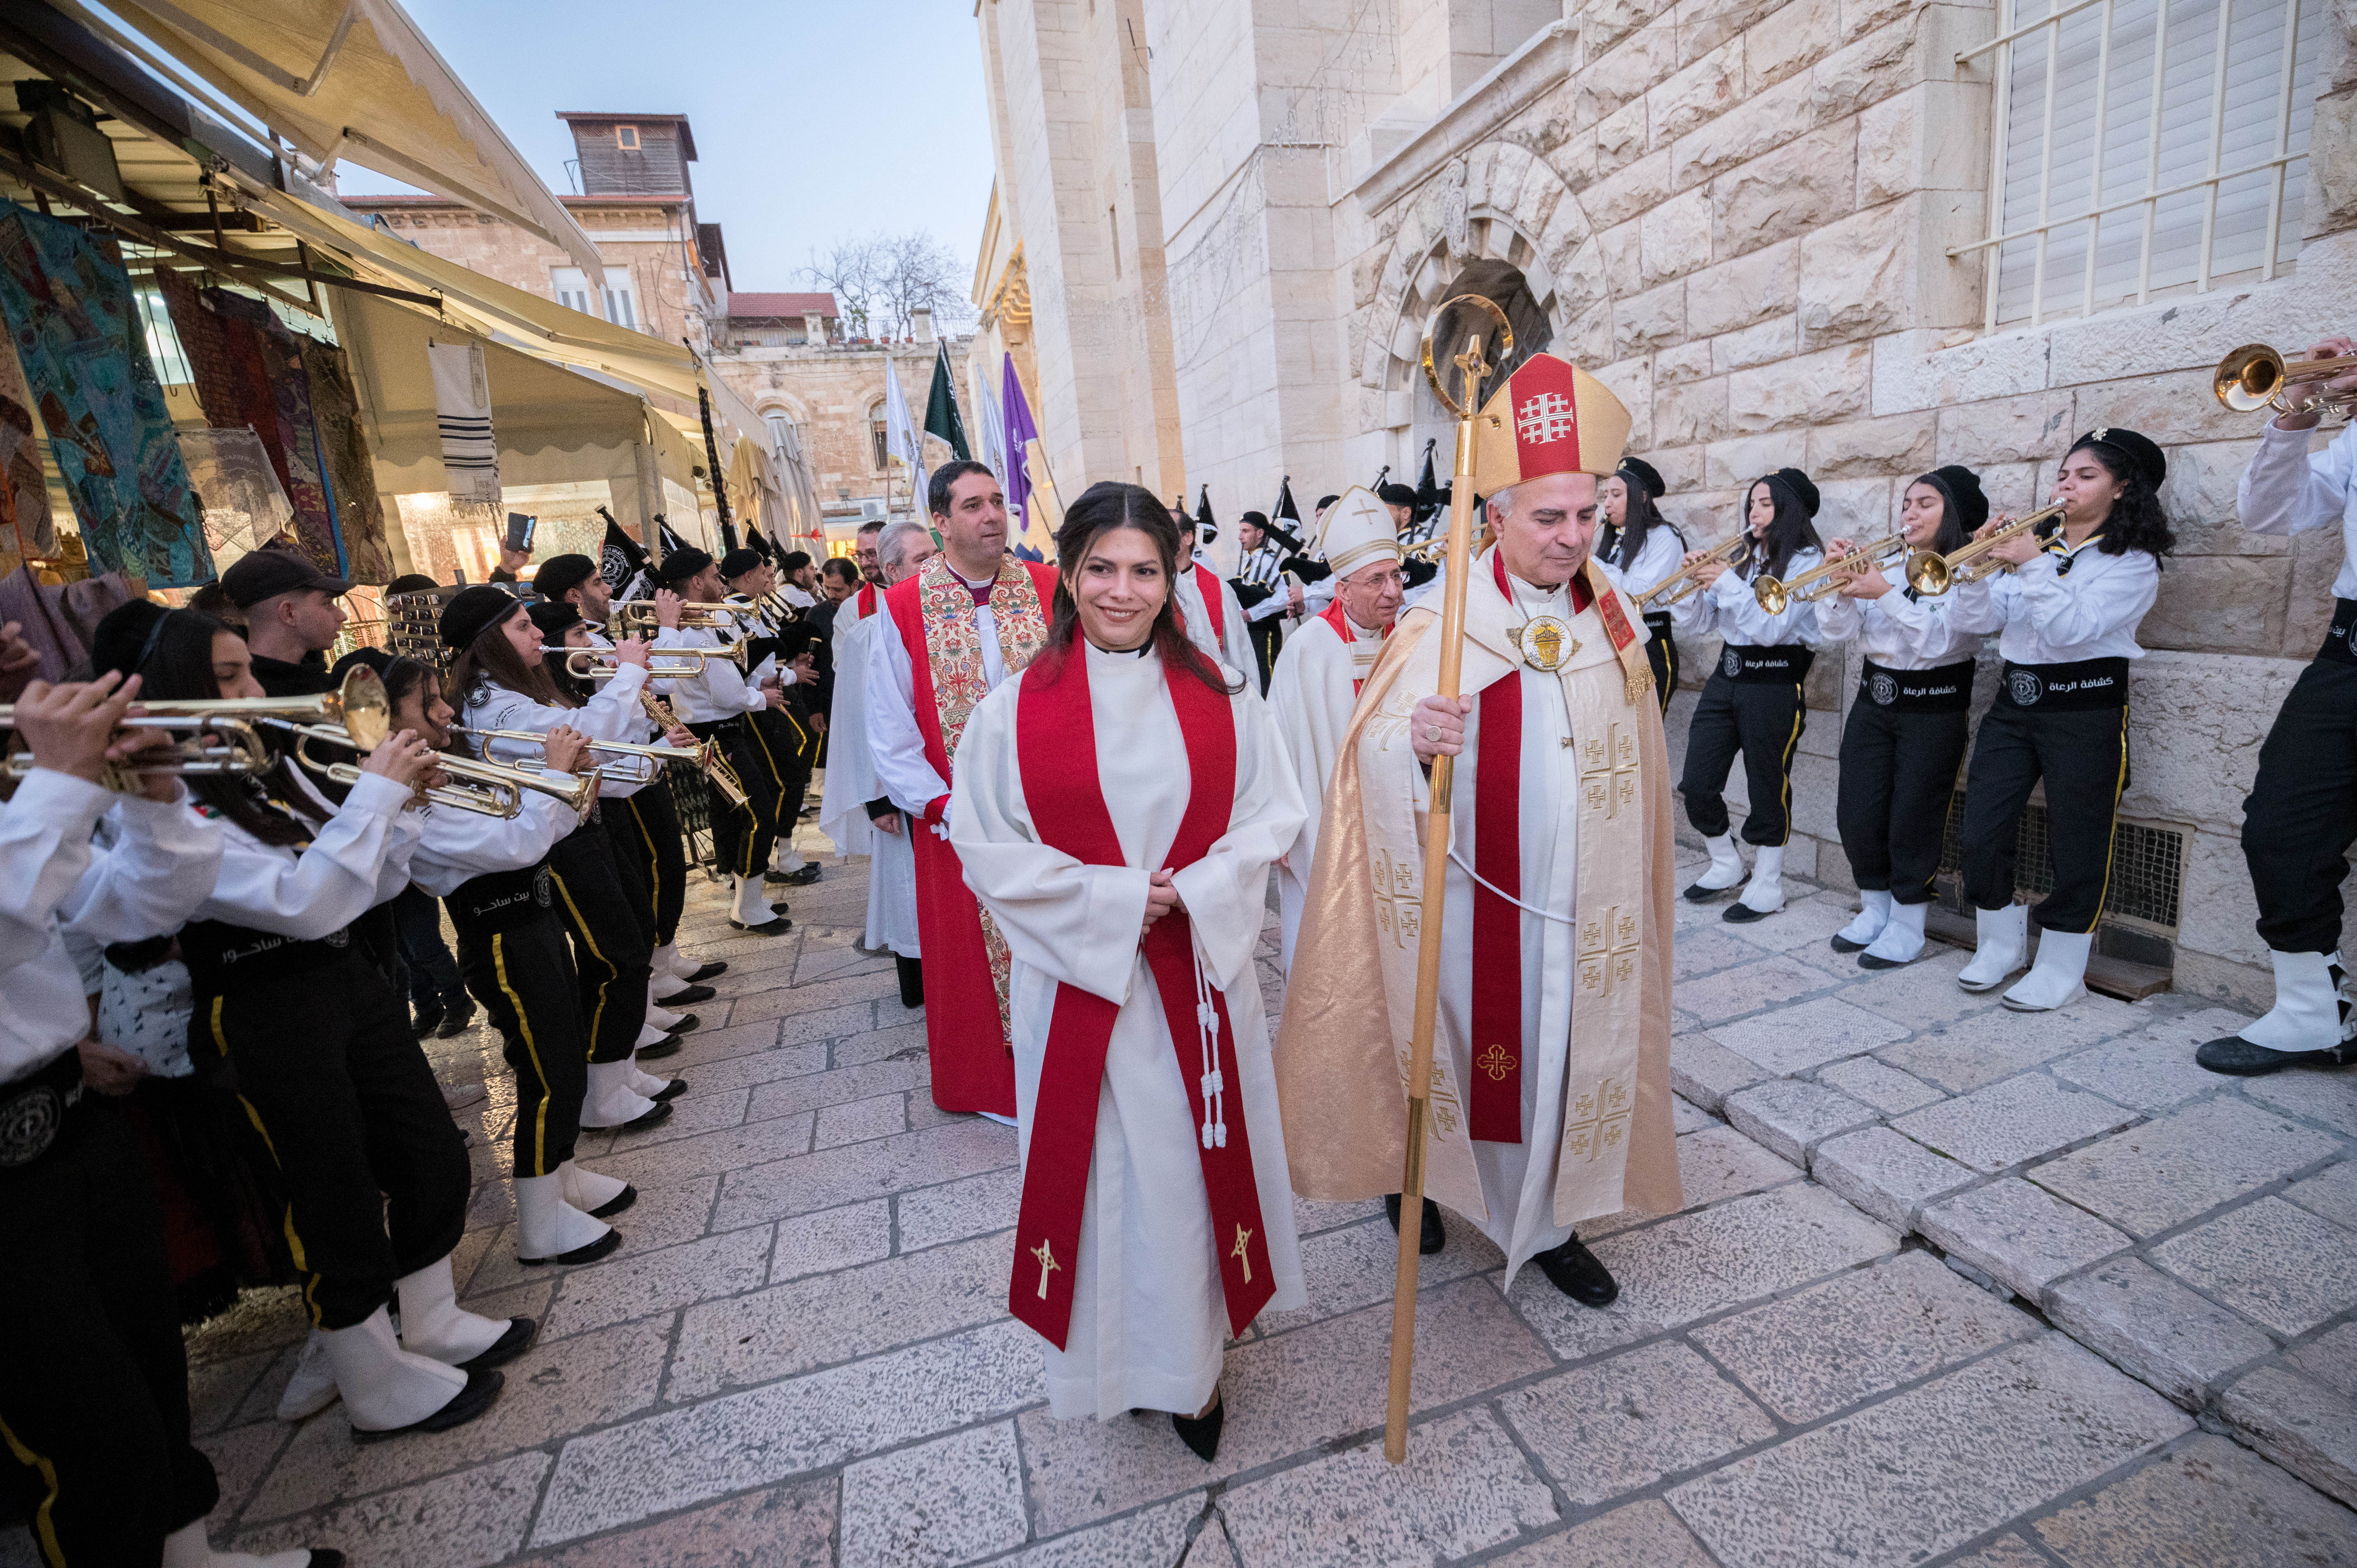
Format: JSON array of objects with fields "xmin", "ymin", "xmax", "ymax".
[
  {"xmin": 1960, "ymin": 0, "xmax": 2322, "ymax": 329},
  {"xmin": 551, "ymin": 266, "xmax": 641, "ymax": 331}
]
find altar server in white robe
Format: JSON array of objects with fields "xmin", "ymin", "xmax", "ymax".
[
  {"xmin": 952, "ymin": 480, "xmax": 1307, "ymax": 1462},
  {"xmin": 1267, "ymin": 486, "xmax": 1404, "ymax": 971},
  {"xmin": 1276, "ymin": 354, "xmax": 1683, "ymax": 1307},
  {"xmin": 1172, "ymin": 506, "xmax": 1259, "ymax": 678},
  {"xmin": 820, "ymin": 519, "xmax": 933, "ymax": 1006}
]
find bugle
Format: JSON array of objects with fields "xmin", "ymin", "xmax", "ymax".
[
  {"xmin": 1635, "ymin": 533, "xmax": 1748, "ymax": 610},
  {"xmin": 549, "ymin": 646, "xmax": 746, "ymax": 678},
  {"xmin": 451, "ymin": 723, "xmax": 748, "ymax": 811},
  {"xmin": 610, "ymin": 600, "xmax": 754, "ymax": 632},
  {"xmin": 0, "ymin": 669, "xmax": 389, "ymax": 791},
  {"xmin": 1905, "ymin": 504, "xmax": 2066, "ymax": 595},
  {"xmin": 1754, "ymin": 530, "xmax": 1909, "ymax": 614},
  {"xmin": 2214, "ymin": 343, "xmax": 2357, "ymax": 422},
  {"xmin": 634, "ymin": 690, "xmax": 751, "ymax": 810}
]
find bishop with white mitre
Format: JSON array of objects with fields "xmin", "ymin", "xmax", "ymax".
[
  {"xmin": 1266, "ymin": 486, "xmax": 1404, "ymax": 973},
  {"xmin": 1274, "ymin": 353, "xmax": 1683, "ymax": 1307}
]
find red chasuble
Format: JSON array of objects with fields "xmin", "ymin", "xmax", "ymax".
[
  {"xmin": 1005, "ymin": 650, "xmax": 1277, "ymax": 1348},
  {"xmin": 885, "ymin": 557, "xmax": 1060, "ymax": 1116},
  {"xmin": 1467, "ymin": 552, "xmax": 1593, "ymax": 1144}
]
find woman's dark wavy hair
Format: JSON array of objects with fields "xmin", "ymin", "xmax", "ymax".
[
  {"xmin": 1035, "ymin": 480, "xmax": 1237, "ymax": 696},
  {"xmin": 1603, "ymin": 479, "xmax": 1685, "ymax": 574},
  {"xmin": 137, "ymin": 608, "xmax": 322, "ymax": 848},
  {"xmin": 1734, "ymin": 478, "xmax": 1824, "ymax": 583},
  {"xmin": 2071, "ymin": 442, "xmax": 2177, "ymax": 559},
  {"xmin": 447, "ymin": 601, "xmax": 578, "ymax": 714},
  {"xmin": 1904, "ymin": 479, "xmax": 1975, "ymax": 559}
]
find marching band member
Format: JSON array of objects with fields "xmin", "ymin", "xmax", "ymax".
[
  {"xmin": 723, "ymin": 549, "xmax": 823, "ymax": 890},
  {"xmin": 2204, "ymin": 338, "xmax": 2357, "ymax": 1075},
  {"xmin": 1592, "ymin": 456, "xmax": 1686, "ymax": 714},
  {"xmin": 439, "ymin": 588, "xmax": 670, "ymax": 1132},
  {"xmin": 1173, "ymin": 507, "xmax": 1259, "ymax": 677},
  {"xmin": 1954, "ymin": 429, "xmax": 2171, "ymax": 1009},
  {"xmin": 1228, "ymin": 510, "xmax": 1301, "ymax": 694},
  {"xmin": 1817, "ymin": 468, "xmax": 2000, "ymax": 968},
  {"xmin": 144, "ymin": 611, "xmax": 513, "ymax": 1443},
  {"xmin": 1674, "ymin": 468, "xmax": 1826, "ymax": 921},
  {"xmin": 951, "ymin": 481, "xmax": 1307, "ymax": 1460}
]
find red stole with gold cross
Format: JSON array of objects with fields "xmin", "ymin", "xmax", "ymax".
[{"xmin": 1005, "ymin": 649, "xmax": 1277, "ymax": 1348}]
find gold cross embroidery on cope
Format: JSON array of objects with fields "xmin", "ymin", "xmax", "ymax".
[
  {"xmin": 1030, "ymin": 1238, "xmax": 1060, "ymax": 1298},
  {"xmin": 1231, "ymin": 1225, "xmax": 1254, "ymax": 1284},
  {"xmin": 1370, "ymin": 846, "xmax": 1423, "ymax": 950},
  {"xmin": 1579, "ymin": 722, "xmax": 1640, "ymax": 818},
  {"xmin": 1578, "ymin": 904, "xmax": 1641, "ymax": 998},
  {"xmin": 1566, "ymin": 1077, "xmax": 1633, "ymax": 1162}
]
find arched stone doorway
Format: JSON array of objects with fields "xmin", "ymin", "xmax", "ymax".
[{"xmin": 1406, "ymin": 256, "xmax": 1557, "ymax": 487}]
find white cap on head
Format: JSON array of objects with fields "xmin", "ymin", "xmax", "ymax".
[{"xmin": 1315, "ymin": 486, "xmax": 1402, "ymax": 579}]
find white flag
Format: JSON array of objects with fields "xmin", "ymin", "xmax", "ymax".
[{"xmin": 882, "ymin": 355, "xmax": 927, "ymax": 506}]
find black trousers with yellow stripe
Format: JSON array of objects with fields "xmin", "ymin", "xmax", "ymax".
[
  {"xmin": 547, "ymin": 818, "xmax": 654, "ymax": 1065},
  {"xmin": 196, "ymin": 951, "xmax": 469, "ymax": 1330},
  {"xmin": 1680, "ymin": 672, "xmax": 1806, "ymax": 847},
  {"xmin": 0, "ymin": 1094, "xmax": 219, "ymax": 1564},
  {"xmin": 747, "ymin": 705, "xmax": 811, "ymax": 842},
  {"xmin": 447, "ymin": 887, "xmax": 586, "ymax": 1179},
  {"xmin": 610, "ymin": 784, "xmax": 687, "ymax": 946},
  {"xmin": 686, "ymin": 718, "xmax": 778, "ymax": 881},
  {"xmin": 1960, "ymin": 699, "xmax": 2129, "ymax": 933}
]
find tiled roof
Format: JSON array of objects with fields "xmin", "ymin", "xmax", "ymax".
[{"xmin": 729, "ymin": 292, "xmax": 838, "ymax": 318}]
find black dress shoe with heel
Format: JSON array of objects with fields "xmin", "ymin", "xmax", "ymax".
[
  {"xmin": 1171, "ymin": 1391, "xmax": 1224, "ymax": 1461},
  {"xmin": 1384, "ymin": 1193, "xmax": 1446, "ymax": 1255},
  {"xmin": 1534, "ymin": 1233, "xmax": 1618, "ymax": 1307}
]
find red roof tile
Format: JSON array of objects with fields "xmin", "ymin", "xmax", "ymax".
[{"xmin": 728, "ymin": 292, "xmax": 838, "ymax": 318}]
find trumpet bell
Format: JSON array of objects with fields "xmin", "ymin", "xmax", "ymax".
[
  {"xmin": 1905, "ymin": 549, "xmax": 1952, "ymax": 597},
  {"xmin": 330, "ymin": 667, "xmax": 391, "ymax": 752},
  {"xmin": 2214, "ymin": 343, "xmax": 2285, "ymax": 413},
  {"xmin": 1753, "ymin": 577, "xmax": 1791, "ymax": 615}
]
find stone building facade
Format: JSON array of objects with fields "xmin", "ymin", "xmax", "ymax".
[{"xmin": 974, "ymin": 0, "xmax": 2357, "ymax": 1003}]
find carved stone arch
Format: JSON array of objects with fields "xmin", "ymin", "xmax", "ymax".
[
  {"xmin": 753, "ymin": 389, "xmax": 813, "ymax": 425},
  {"xmin": 1357, "ymin": 143, "xmax": 1613, "ymax": 458}
]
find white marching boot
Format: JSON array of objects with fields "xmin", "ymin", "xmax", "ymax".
[
  {"xmin": 160, "ymin": 1520, "xmax": 316, "ymax": 1567},
  {"xmin": 635, "ymin": 1021, "xmax": 671, "ymax": 1050},
  {"xmin": 645, "ymin": 999, "xmax": 683, "ymax": 1030},
  {"xmin": 559, "ymin": 1157, "xmax": 636, "ymax": 1220},
  {"xmin": 2004, "ymin": 928, "xmax": 2092, "ymax": 1012},
  {"xmin": 1957, "ymin": 904, "xmax": 2029, "ymax": 991},
  {"xmin": 317, "ymin": 1306, "xmax": 482, "ymax": 1439},
  {"xmin": 394, "ymin": 1253, "xmax": 519, "ymax": 1367},
  {"xmin": 629, "ymin": 1061, "xmax": 673, "ymax": 1098},
  {"xmin": 730, "ymin": 874, "xmax": 783, "ymax": 931},
  {"xmin": 1724, "ymin": 845, "xmax": 1785, "ymax": 923},
  {"xmin": 2240, "ymin": 950, "xmax": 2349, "ymax": 1050},
  {"xmin": 653, "ymin": 941, "xmax": 689, "ymax": 980},
  {"xmin": 514, "ymin": 1171, "xmax": 619, "ymax": 1265},
  {"xmin": 274, "ymin": 1328, "xmax": 339, "ymax": 1421},
  {"xmin": 1859, "ymin": 899, "xmax": 1929, "ymax": 969},
  {"xmin": 579, "ymin": 1059, "xmax": 667, "ymax": 1131},
  {"xmin": 1685, "ymin": 834, "xmax": 1747, "ymax": 899},
  {"xmin": 1834, "ymin": 890, "xmax": 1893, "ymax": 951}
]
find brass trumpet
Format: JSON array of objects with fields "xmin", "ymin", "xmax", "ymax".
[
  {"xmin": 2214, "ymin": 343, "xmax": 2357, "ymax": 421},
  {"xmin": 548, "ymin": 646, "xmax": 747, "ymax": 678},
  {"xmin": 276, "ymin": 726, "xmax": 569, "ymax": 819},
  {"xmin": 1754, "ymin": 530, "xmax": 1909, "ymax": 614},
  {"xmin": 610, "ymin": 600, "xmax": 755, "ymax": 632},
  {"xmin": 1905, "ymin": 504, "xmax": 2067, "ymax": 596},
  {"xmin": 451, "ymin": 724, "xmax": 749, "ymax": 812},
  {"xmin": 1635, "ymin": 533, "xmax": 1748, "ymax": 610},
  {"xmin": 0, "ymin": 669, "xmax": 389, "ymax": 792},
  {"xmin": 637, "ymin": 689, "xmax": 751, "ymax": 810}
]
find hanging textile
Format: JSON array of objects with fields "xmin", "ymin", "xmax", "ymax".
[
  {"xmin": 0, "ymin": 330, "xmax": 56, "ymax": 563},
  {"xmin": 204, "ymin": 293, "xmax": 336, "ymax": 575},
  {"xmin": 429, "ymin": 340, "xmax": 500, "ymax": 503},
  {"xmin": 0, "ymin": 203, "xmax": 212, "ymax": 586},
  {"xmin": 177, "ymin": 427, "xmax": 293, "ymax": 564},
  {"xmin": 299, "ymin": 337, "xmax": 392, "ymax": 582},
  {"xmin": 153, "ymin": 268, "xmax": 236, "ymax": 426}
]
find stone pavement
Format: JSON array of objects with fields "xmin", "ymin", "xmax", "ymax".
[{"xmin": 19, "ymin": 834, "xmax": 2357, "ymax": 1567}]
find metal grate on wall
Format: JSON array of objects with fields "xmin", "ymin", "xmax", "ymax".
[{"xmin": 1937, "ymin": 795, "xmax": 2186, "ymax": 934}]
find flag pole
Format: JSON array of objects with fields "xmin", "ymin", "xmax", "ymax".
[{"xmin": 1384, "ymin": 293, "xmax": 1511, "ymax": 1467}]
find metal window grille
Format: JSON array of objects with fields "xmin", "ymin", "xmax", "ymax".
[
  {"xmin": 1938, "ymin": 795, "xmax": 2187, "ymax": 933},
  {"xmin": 1956, "ymin": 0, "xmax": 2322, "ymax": 330}
]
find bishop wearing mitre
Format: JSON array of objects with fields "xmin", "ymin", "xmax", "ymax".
[{"xmin": 1274, "ymin": 353, "xmax": 1682, "ymax": 1307}]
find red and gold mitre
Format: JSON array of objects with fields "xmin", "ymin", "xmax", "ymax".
[{"xmin": 1471, "ymin": 353, "xmax": 1632, "ymax": 493}]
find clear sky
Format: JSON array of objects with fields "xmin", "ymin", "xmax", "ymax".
[{"xmin": 334, "ymin": 0, "xmax": 998, "ymax": 297}]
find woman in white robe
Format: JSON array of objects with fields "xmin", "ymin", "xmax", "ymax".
[{"xmin": 951, "ymin": 480, "xmax": 1307, "ymax": 1460}]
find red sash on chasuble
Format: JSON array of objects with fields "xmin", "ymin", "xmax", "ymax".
[
  {"xmin": 1005, "ymin": 655, "xmax": 1277, "ymax": 1347},
  {"xmin": 885, "ymin": 554, "xmax": 1057, "ymax": 1114},
  {"xmin": 1315, "ymin": 597, "xmax": 1391, "ymax": 696},
  {"xmin": 853, "ymin": 582, "xmax": 877, "ymax": 620},
  {"xmin": 1466, "ymin": 552, "xmax": 1595, "ymax": 1144}
]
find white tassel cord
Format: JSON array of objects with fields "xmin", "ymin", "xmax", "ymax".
[
  {"xmin": 1190, "ymin": 928, "xmax": 1228, "ymax": 1150},
  {"xmin": 1447, "ymin": 847, "xmax": 1575, "ymax": 924}
]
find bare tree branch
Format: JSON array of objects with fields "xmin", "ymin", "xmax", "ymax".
[{"xmin": 800, "ymin": 230, "xmax": 975, "ymax": 340}]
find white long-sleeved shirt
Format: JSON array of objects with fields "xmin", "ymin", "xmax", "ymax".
[
  {"xmin": 189, "ymin": 771, "xmax": 422, "ymax": 940},
  {"xmin": 1988, "ymin": 532, "xmax": 2160, "ymax": 664},
  {"xmin": 664, "ymin": 624, "xmax": 779, "ymax": 724},
  {"xmin": 1675, "ymin": 546, "xmax": 1825, "ymax": 648},
  {"xmin": 405, "ymin": 791, "xmax": 578, "ymax": 899},
  {"xmin": 2240, "ymin": 420, "xmax": 2357, "ymax": 600},
  {"xmin": 1, "ymin": 770, "xmax": 224, "ymax": 1083},
  {"xmin": 1813, "ymin": 563, "xmax": 2001, "ymax": 671},
  {"xmin": 1594, "ymin": 525, "xmax": 1689, "ymax": 607},
  {"xmin": 461, "ymin": 665, "xmax": 654, "ymax": 801}
]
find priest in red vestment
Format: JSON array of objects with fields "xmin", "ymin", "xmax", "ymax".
[{"xmin": 867, "ymin": 461, "xmax": 1060, "ymax": 1120}]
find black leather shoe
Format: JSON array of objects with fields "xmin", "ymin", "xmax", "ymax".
[
  {"xmin": 2196, "ymin": 1034, "xmax": 2357, "ymax": 1076},
  {"xmin": 586, "ymin": 1182, "xmax": 637, "ymax": 1219},
  {"xmin": 350, "ymin": 1367, "xmax": 503, "ymax": 1442},
  {"xmin": 1534, "ymin": 1234, "xmax": 1619, "ymax": 1307},
  {"xmin": 606, "ymin": 1100, "xmax": 672, "ymax": 1134},
  {"xmin": 433, "ymin": 996, "xmax": 478, "ymax": 1038},
  {"xmin": 764, "ymin": 867, "xmax": 799, "ymax": 884},
  {"xmin": 1171, "ymin": 1391, "xmax": 1223, "ymax": 1461},
  {"xmin": 653, "ymin": 982, "xmax": 717, "ymax": 1006},
  {"xmin": 680, "ymin": 961, "xmax": 729, "ymax": 983},
  {"xmin": 729, "ymin": 915, "xmax": 793, "ymax": 935},
  {"xmin": 1385, "ymin": 1194, "xmax": 1446, "ymax": 1255},
  {"xmin": 1683, "ymin": 880, "xmax": 1739, "ymax": 902},
  {"xmin": 519, "ymin": 1227, "xmax": 624, "ymax": 1268},
  {"xmin": 410, "ymin": 1002, "xmax": 444, "ymax": 1038},
  {"xmin": 662, "ymin": 1013, "xmax": 700, "ymax": 1036},
  {"xmin": 780, "ymin": 863, "xmax": 823, "ymax": 886},
  {"xmin": 650, "ymin": 1078, "xmax": 688, "ymax": 1103},
  {"xmin": 635, "ymin": 1035, "xmax": 682, "ymax": 1060},
  {"xmin": 1723, "ymin": 901, "xmax": 1777, "ymax": 924},
  {"xmin": 1829, "ymin": 933, "xmax": 1869, "ymax": 954},
  {"xmin": 456, "ymin": 1316, "xmax": 538, "ymax": 1374}
]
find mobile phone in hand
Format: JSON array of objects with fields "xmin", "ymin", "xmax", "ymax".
[{"xmin": 504, "ymin": 512, "xmax": 537, "ymax": 553}]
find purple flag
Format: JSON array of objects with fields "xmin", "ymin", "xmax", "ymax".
[{"xmin": 1000, "ymin": 353, "xmax": 1038, "ymax": 528}]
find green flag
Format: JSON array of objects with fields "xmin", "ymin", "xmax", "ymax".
[{"xmin": 924, "ymin": 342, "xmax": 972, "ymax": 461}]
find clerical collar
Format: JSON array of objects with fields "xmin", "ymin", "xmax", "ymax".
[
  {"xmin": 1084, "ymin": 637, "xmax": 1154, "ymax": 658},
  {"xmin": 949, "ymin": 562, "xmax": 998, "ymax": 606}
]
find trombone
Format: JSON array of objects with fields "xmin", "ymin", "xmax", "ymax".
[
  {"xmin": 1754, "ymin": 530, "xmax": 1908, "ymax": 614},
  {"xmin": 1635, "ymin": 533, "xmax": 1748, "ymax": 610},
  {"xmin": 2214, "ymin": 343, "xmax": 2357, "ymax": 422},
  {"xmin": 1905, "ymin": 504, "xmax": 2067, "ymax": 596},
  {"xmin": 548, "ymin": 645, "xmax": 746, "ymax": 678},
  {"xmin": 610, "ymin": 600, "xmax": 755, "ymax": 633},
  {"xmin": 0, "ymin": 669, "xmax": 389, "ymax": 792}
]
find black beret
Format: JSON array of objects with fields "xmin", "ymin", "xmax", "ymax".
[
  {"xmin": 1761, "ymin": 466, "xmax": 1821, "ymax": 519},
  {"xmin": 386, "ymin": 573, "xmax": 441, "ymax": 595},
  {"xmin": 90, "ymin": 600, "xmax": 170, "ymax": 683},
  {"xmin": 1315, "ymin": 495, "xmax": 1340, "ymax": 512},
  {"xmin": 1240, "ymin": 510, "xmax": 1271, "ymax": 527},
  {"xmin": 719, "ymin": 548, "xmax": 764, "ymax": 579},
  {"xmin": 1377, "ymin": 483, "xmax": 1418, "ymax": 508},
  {"xmin": 439, "ymin": 584, "xmax": 525, "ymax": 650},
  {"xmin": 2068, "ymin": 427, "xmax": 2167, "ymax": 489},
  {"xmin": 532, "ymin": 553, "xmax": 597, "ymax": 604},
  {"xmin": 330, "ymin": 646, "xmax": 394, "ymax": 684},
  {"xmin": 1917, "ymin": 465, "xmax": 1989, "ymax": 535},
  {"xmin": 654, "ymin": 547, "xmax": 713, "ymax": 585},
  {"xmin": 1617, "ymin": 456, "xmax": 1665, "ymax": 498},
  {"xmin": 528, "ymin": 599, "xmax": 582, "ymax": 639},
  {"xmin": 781, "ymin": 551, "xmax": 813, "ymax": 572}
]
